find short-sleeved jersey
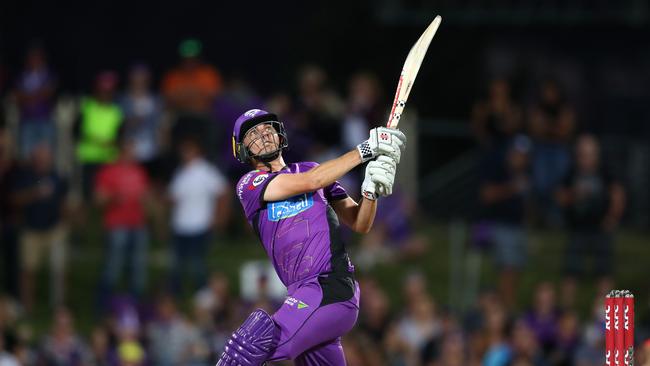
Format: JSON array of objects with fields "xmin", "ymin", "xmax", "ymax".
[{"xmin": 236, "ymin": 162, "xmax": 352, "ymax": 287}]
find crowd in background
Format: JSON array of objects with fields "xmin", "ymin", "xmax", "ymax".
[{"xmin": 0, "ymin": 39, "xmax": 645, "ymax": 366}]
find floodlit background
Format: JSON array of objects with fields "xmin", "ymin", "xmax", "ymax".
[{"xmin": 1, "ymin": 1, "xmax": 649, "ymax": 365}]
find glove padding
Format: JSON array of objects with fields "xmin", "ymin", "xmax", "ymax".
[
  {"xmin": 357, "ymin": 127, "xmax": 407, "ymax": 164},
  {"xmin": 361, "ymin": 155, "xmax": 398, "ymax": 200}
]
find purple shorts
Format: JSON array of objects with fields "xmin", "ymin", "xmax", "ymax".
[{"xmin": 268, "ymin": 273, "xmax": 360, "ymax": 365}]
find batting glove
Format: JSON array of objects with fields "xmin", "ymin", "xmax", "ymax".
[
  {"xmin": 357, "ymin": 127, "xmax": 407, "ymax": 163},
  {"xmin": 361, "ymin": 155, "xmax": 398, "ymax": 200}
]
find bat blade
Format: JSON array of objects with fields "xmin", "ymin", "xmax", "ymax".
[{"xmin": 387, "ymin": 15, "xmax": 441, "ymax": 128}]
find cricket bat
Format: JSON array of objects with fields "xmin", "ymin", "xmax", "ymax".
[{"xmin": 386, "ymin": 15, "xmax": 442, "ymax": 129}]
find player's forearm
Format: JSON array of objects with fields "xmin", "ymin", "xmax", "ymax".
[
  {"xmin": 352, "ymin": 197, "xmax": 377, "ymax": 233},
  {"xmin": 306, "ymin": 150, "xmax": 361, "ymax": 190}
]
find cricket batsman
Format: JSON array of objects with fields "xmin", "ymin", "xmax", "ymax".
[{"xmin": 217, "ymin": 108, "xmax": 406, "ymax": 365}]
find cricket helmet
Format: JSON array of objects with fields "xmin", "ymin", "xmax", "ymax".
[{"xmin": 232, "ymin": 109, "xmax": 288, "ymax": 164}]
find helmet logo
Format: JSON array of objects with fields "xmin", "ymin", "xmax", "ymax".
[{"xmin": 244, "ymin": 109, "xmax": 262, "ymax": 118}]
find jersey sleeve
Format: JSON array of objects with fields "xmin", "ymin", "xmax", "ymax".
[
  {"xmin": 236, "ymin": 170, "xmax": 278, "ymax": 219},
  {"xmin": 324, "ymin": 181, "xmax": 349, "ymax": 202}
]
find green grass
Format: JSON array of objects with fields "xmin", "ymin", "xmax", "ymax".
[{"xmin": 14, "ymin": 223, "xmax": 650, "ymax": 339}]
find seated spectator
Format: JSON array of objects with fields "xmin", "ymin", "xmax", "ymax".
[
  {"xmin": 146, "ymin": 294, "xmax": 208, "ymax": 366},
  {"xmin": 478, "ymin": 135, "xmax": 532, "ymax": 309},
  {"xmin": 88, "ymin": 327, "xmax": 115, "ymax": 366},
  {"xmin": 37, "ymin": 307, "xmax": 90, "ymax": 366},
  {"xmin": 74, "ymin": 71, "xmax": 124, "ymax": 201},
  {"xmin": 556, "ymin": 134, "xmax": 624, "ymax": 309},
  {"xmin": 168, "ymin": 137, "xmax": 229, "ymax": 295},
  {"xmin": 13, "ymin": 143, "xmax": 68, "ymax": 312},
  {"xmin": 0, "ymin": 297, "xmax": 20, "ymax": 366},
  {"xmin": 14, "ymin": 44, "xmax": 57, "ymax": 159},
  {"xmin": 0, "ymin": 335, "xmax": 19, "ymax": 366},
  {"xmin": 510, "ymin": 319, "xmax": 546, "ymax": 366},
  {"xmin": 523, "ymin": 282, "xmax": 561, "ymax": 355},
  {"xmin": 396, "ymin": 295, "xmax": 442, "ymax": 364},
  {"xmin": 436, "ymin": 331, "xmax": 468, "ymax": 366},
  {"xmin": 95, "ymin": 139, "xmax": 150, "ymax": 303},
  {"xmin": 481, "ymin": 302, "xmax": 513, "ymax": 366},
  {"xmin": 551, "ymin": 311, "xmax": 580, "ymax": 365},
  {"xmin": 574, "ymin": 298, "xmax": 606, "ymax": 366}
]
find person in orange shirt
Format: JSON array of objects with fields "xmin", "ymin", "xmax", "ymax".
[
  {"xmin": 162, "ymin": 38, "xmax": 223, "ymax": 165},
  {"xmin": 162, "ymin": 39, "xmax": 222, "ymax": 114}
]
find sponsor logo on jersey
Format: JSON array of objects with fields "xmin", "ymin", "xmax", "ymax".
[
  {"xmin": 284, "ymin": 297, "xmax": 309, "ymax": 309},
  {"xmin": 252, "ymin": 174, "xmax": 268, "ymax": 187},
  {"xmin": 268, "ymin": 193, "xmax": 314, "ymax": 221}
]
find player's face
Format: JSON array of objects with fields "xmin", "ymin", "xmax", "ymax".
[{"xmin": 243, "ymin": 123, "xmax": 281, "ymax": 157}]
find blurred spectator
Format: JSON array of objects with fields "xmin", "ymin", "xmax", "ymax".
[
  {"xmin": 0, "ymin": 125, "xmax": 21, "ymax": 299},
  {"xmin": 550, "ymin": 311, "xmax": 580, "ymax": 366},
  {"xmin": 356, "ymin": 189, "xmax": 427, "ymax": 270},
  {"xmin": 480, "ymin": 302, "xmax": 513, "ymax": 366},
  {"xmin": 640, "ymin": 339, "xmax": 650, "ymax": 366},
  {"xmin": 342, "ymin": 72, "xmax": 384, "ymax": 152},
  {"xmin": 528, "ymin": 79, "xmax": 576, "ymax": 226},
  {"xmin": 193, "ymin": 272, "xmax": 236, "ymax": 326},
  {"xmin": 95, "ymin": 139, "xmax": 150, "ymax": 302},
  {"xmin": 294, "ymin": 64, "xmax": 345, "ymax": 160},
  {"xmin": 478, "ymin": 135, "xmax": 531, "ymax": 309},
  {"xmin": 14, "ymin": 44, "xmax": 57, "ymax": 159},
  {"xmin": 555, "ymin": 134, "xmax": 625, "ymax": 309},
  {"xmin": 471, "ymin": 78, "xmax": 523, "ymax": 148},
  {"xmin": 523, "ymin": 282, "xmax": 560, "ymax": 355},
  {"xmin": 396, "ymin": 295, "xmax": 442, "ymax": 364},
  {"xmin": 37, "ymin": 307, "xmax": 90, "ymax": 366},
  {"xmin": 0, "ymin": 335, "xmax": 18, "ymax": 366},
  {"xmin": 353, "ymin": 278, "xmax": 392, "ymax": 365},
  {"xmin": 266, "ymin": 92, "xmax": 309, "ymax": 164},
  {"xmin": 574, "ymin": 299, "xmax": 606, "ymax": 366},
  {"xmin": 0, "ymin": 297, "xmax": 20, "ymax": 366},
  {"xmin": 113, "ymin": 304, "xmax": 146, "ymax": 366},
  {"xmin": 435, "ymin": 331, "xmax": 467, "ymax": 366},
  {"xmin": 119, "ymin": 63, "xmax": 162, "ymax": 174},
  {"xmin": 146, "ymin": 294, "xmax": 208, "ymax": 366},
  {"xmin": 162, "ymin": 38, "xmax": 222, "ymax": 160},
  {"xmin": 509, "ymin": 319, "xmax": 546, "ymax": 366},
  {"xmin": 212, "ymin": 75, "xmax": 264, "ymax": 170},
  {"xmin": 193, "ymin": 273, "xmax": 242, "ymax": 359},
  {"xmin": 13, "ymin": 143, "xmax": 68, "ymax": 312},
  {"xmin": 88, "ymin": 327, "xmax": 115, "ymax": 366},
  {"xmin": 74, "ymin": 71, "xmax": 124, "ymax": 200},
  {"xmin": 169, "ymin": 137, "xmax": 229, "ymax": 294}
]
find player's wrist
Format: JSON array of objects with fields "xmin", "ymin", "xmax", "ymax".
[{"xmin": 357, "ymin": 140, "xmax": 374, "ymax": 163}]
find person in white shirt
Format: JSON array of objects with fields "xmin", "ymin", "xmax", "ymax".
[{"xmin": 169, "ymin": 137, "xmax": 230, "ymax": 294}]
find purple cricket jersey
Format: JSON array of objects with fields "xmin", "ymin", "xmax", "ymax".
[{"xmin": 236, "ymin": 161, "xmax": 353, "ymax": 287}]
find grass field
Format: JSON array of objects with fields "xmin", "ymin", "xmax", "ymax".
[{"xmin": 16, "ymin": 221, "xmax": 650, "ymax": 338}]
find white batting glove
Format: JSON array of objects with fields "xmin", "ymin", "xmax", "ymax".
[
  {"xmin": 357, "ymin": 127, "xmax": 407, "ymax": 163},
  {"xmin": 370, "ymin": 155, "xmax": 397, "ymax": 197},
  {"xmin": 361, "ymin": 155, "xmax": 398, "ymax": 200}
]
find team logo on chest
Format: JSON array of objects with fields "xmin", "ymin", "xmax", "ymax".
[{"xmin": 268, "ymin": 193, "xmax": 314, "ymax": 221}]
